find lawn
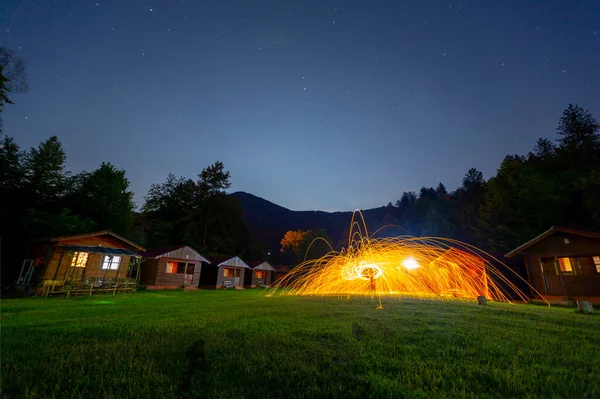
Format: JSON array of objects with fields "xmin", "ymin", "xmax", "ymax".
[{"xmin": 1, "ymin": 290, "xmax": 599, "ymax": 399}]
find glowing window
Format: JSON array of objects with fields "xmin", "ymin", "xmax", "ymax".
[
  {"xmin": 594, "ymin": 256, "xmax": 600, "ymax": 273},
  {"xmin": 256, "ymin": 270, "xmax": 263, "ymax": 278},
  {"xmin": 557, "ymin": 257, "xmax": 573, "ymax": 273},
  {"xmin": 70, "ymin": 252, "xmax": 89, "ymax": 268},
  {"xmin": 101, "ymin": 255, "xmax": 121, "ymax": 270},
  {"xmin": 223, "ymin": 268, "xmax": 233, "ymax": 277},
  {"xmin": 166, "ymin": 261, "xmax": 178, "ymax": 274}
]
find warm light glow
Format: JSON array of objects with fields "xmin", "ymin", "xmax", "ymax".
[
  {"xmin": 557, "ymin": 257, "xmax": 573, "ymax": 272},
  {"xmin": 70, "ymin": 252, "xmax": 89, "ymax": 268},
  {"xmin": 402, "ymin": 258, "xmax": 419, "ymax": 270},
  {"xmin": 268, "ymin": 210, "xmax": 549, "ymax": 307}
]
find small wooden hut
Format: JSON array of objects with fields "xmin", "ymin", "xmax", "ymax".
[
  {"xmin": 245, "ymin": 261, "xmax": 277, "ymax": 287},
  {"xmin": 20, "ymin": 231, "xmax": 145, "ymax": 296},
  {"xmin": 199, "ymin": 256, "xmax": 250, "ymax": 289},
  {"xmin": 140, "ymin": 246, "xmax": 210, "ymax": 290},
  {"xmin": 506, "ymin": 226, "xmax": 600, "ymax": 304}
]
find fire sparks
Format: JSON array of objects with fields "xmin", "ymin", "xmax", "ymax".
[{"xmin": 268, "ymin": 211, "xmax": 548, "ymax": 307}]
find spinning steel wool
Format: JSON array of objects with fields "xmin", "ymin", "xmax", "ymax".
[{"xmin": 268, "ymin": 211, "xmax": 547, "ymax": 308}]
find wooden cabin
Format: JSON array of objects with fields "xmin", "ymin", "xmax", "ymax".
[
  {"xmin": 199, "ymin": 256, "xmax": 250, "ymax": 289},
  {"xmin": 22, "ymin": 231, "xmax": 145, "ymax": 296},
  {"xmin": 245, "ymin": 261, "xmax": 277, "ymax": 288},
  {"xmin": 506, "ymin": 226, "xmax": 600, "ymax": 304},
  {"xmin": 140, "ymin": 246, "xmax": 210, "ymax": 290}
]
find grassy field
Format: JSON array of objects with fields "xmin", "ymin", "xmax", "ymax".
[{"xmin": 1, "ymin": 290, "xmax": 599, "ymax": 399}]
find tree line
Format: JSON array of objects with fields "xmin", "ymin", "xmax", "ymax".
[
  {"xmin": 0, "ymin": 134, "xmax": 251, "ymax": 285},
  {"xmin": 383, "ymin": 104, "xmax": 600, "ymax": 254}
]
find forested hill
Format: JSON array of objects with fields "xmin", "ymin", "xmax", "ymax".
[{"xmin": 230, "ymin": 191, "xmax": 403, "ymax": 251}]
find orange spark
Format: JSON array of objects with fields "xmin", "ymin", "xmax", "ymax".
[{"xmin": 268, "ymin": 210, "xmax": 548, "ymax": 308}]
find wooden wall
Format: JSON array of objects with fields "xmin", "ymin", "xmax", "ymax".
[
  {"xmin": 142, "ymin": 258, "xmax": 202, "ymax": 288},
  {"xmin": 140, "ymin": 259, "xmax": 160, "ymax": 286},
  {"xmin": 41, "ymin": 247, "xmax": 132, "ymax": 281},
  {"xmin": 251, "ymin": 269, "xmax": 272, "ymax": 287},
  {"xmin": 216, "ymin": 266, "xmax": 246, "ymax": 288},
  {"xmin": 523, "ymin": 232, "xmax": 600, "ymax": 298},
  {"xmin": 524, "ymin": 233, "xmax": 600, "ymax": 258}
]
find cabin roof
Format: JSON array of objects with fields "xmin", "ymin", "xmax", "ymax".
[
  {"xmin": 247, "ymin": 261, "xmax": 277, "ymax": 271},
  {"xmin": 61, "ymin": 245, "xmax": 141, "ymax": 257},
  {"xmin": 30, "ymin": 230, "xmax": 145, "ymax": 251},
  {"xmin": 505, "ymin": 226, "xmax": 600, "ymax": 258},
  {"xmin": 211, "ymin": 256, "xmax": 250, "ymax": 269},
  {"xmin": 142, "ymin": 246, "xmax": 210, "ymax": 263}
]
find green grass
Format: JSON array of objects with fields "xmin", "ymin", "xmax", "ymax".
[{"xmin": 1, "ymin": 290, "xmax": 599, "ymax": 399}]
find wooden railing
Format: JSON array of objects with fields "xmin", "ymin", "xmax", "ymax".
[{"xmin": 37, "ymin": 277, "xmax": 138, "ymax": 297}]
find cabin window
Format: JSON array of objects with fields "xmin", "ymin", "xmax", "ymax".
[
  {"xmin": 594, "ymin": 256, "xmax": 600, "ymax": 273},
  {"xmin": 166, "ymin": 262, "xmax": 185, "ymax": 274},
  {"xmin": 101, "ymin": 255, "xmax": 121, "ymax": 270},
  {"xmin": 256, "ymin": 270, "xmax": 263, "ymax": 278},
  {"xmin": 557, "ymin": 257, "xmax": 576, "ymax": 274},
  {"xmin": 558, "ymin": 257, "xmax": 573, "ymax": 272},
  {"xmin": 223, "ymin": 268, "xmax": 233, "ymax": 277},
  {"xmin": 70, "ymin": 252, "xmax": 89, "ymax": 268}
]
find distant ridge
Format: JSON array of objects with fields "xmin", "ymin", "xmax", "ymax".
[{"xmin": 229, "ymin": 191, "xmax": 403, "ymax": 251}]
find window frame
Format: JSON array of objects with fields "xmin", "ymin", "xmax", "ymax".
[
  {"xmin": 101, "ymin": 255, "xmax": 121, "ymax": 270},
  {"xmin": 70, "ymin": 251, "xmax": 89, "ymax": 268},
  {"xmin": 592, "ymin": 256, "xmax": 600, "ymax": 274},
  {"xmin": 166, "ymin": 261, "xmax": 186, "ymax": 274},
  {"xmin": 557, "ymin": 257, "xmax": 575, "ymax": 274},
  {"xmin": 223, "ymin": 268, "xmax": 233, "ymax": 277}
]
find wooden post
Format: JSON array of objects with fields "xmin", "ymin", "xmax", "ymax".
[
  {"xmin": 477, "ymin": 296, "xmax": 487, "ymax": 305},
  {"xmin": 52, "ymin": 249, "xmax": 65, "ymax": 281},
  {"xmin": 113, "ymin": 256, "xmax": 124, "ymax": 295},
  {"xmin": 556, "ymin": 257, "xmax": 569, "ymax": 300},
  {"xmin": 101, "ymin": 255, "xmax": 110, "ymax": 293},
  {"xmin": 81, "ymin": 252, "xmax": 90, "ymax": 281},
  {"xmin": 62, "ymin": 251, "xmax": 75, "ymax": 297},
  {"xmin": 135, "ymin": 257, "xmax": 141, "ymax": 285}
]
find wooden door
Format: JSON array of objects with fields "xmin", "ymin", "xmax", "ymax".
[
  {"xmin": 234, "ymin": 268, "xmax": 241, "ymax": 286},
  {"xmin": 184, "ymin": 264, "xmax": 194, "ymax": 286}
]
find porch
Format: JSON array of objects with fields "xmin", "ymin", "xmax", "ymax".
[
  {"xmin": 36, "ymin": 244, "xmax": 142, "ymax": 297},
  {"xmin": 38, "ymin": 276, "xmax": 138, "ymax": 297}
]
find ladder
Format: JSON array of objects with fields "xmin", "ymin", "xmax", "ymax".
[{"xmin": 17, "ymin": 259, "xmax": 35, "ymax": 285}]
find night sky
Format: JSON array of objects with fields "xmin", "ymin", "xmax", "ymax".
[{"xmin": 2, "ymin": 1, "xmax": 599, "ymax": 212}]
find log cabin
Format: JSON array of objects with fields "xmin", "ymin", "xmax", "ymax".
[
  {"xmin": 22, "ymin": 231, "xmax": 145, "ymax": 296},
  {"xmin": 140, "ymin": 246, "xmax": 210, "ymax": 290},
  {"xmin": 199, "ymin": 256, "xmax": 250, "ymax": 289},
  {"xmin": 505, "ymin": 226, "xmax": 600, "ymax": 304},
  {"xmin": 244, "ymin": 261, "xmax": 277, "ymax": 288}
]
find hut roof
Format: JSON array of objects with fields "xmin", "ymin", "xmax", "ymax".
[
  {"xmin": 30, "ymin": 230, "xmax": 145, "ymax": 252},
  {"xmin": 210, "ymin": 256, "xmax": 250, "ymax": 269},
  {"xmin": 142, "ymin": 246, "xmax": 210, "ymax": 263},
  {"xmin": 247, "ymin": 261, "xmax": 277, "ymax": 272},
  {"xmin": 505, "ymin": 226, "xmax": 600, "ymax": 258}
]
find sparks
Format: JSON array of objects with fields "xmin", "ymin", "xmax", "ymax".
[{"xmin": 268, "ymin": 210, "xmax": 548, "ymax": 308}]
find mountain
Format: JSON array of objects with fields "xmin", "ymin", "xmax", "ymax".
[{"xmin": 230, "ymin": 191, "xmax": 404, "ymax": 252}]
